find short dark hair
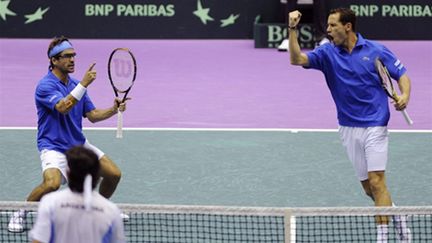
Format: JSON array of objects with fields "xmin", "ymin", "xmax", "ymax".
[
  {"xmin": 329, "ymin": 8, "xmax": 356, "ymax": 32},
  {"xmin": 47, "ymin": 36, "xmax": 70, "ymax": 70},
  {"xmin": 66, "ymin": 146, "xmax": 100, "ymax": 193}
]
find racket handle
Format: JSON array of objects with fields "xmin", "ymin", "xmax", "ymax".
[
  {"xmin": 116, "ymin": 109, "xmax": 123, "ymax": 138},
  {"xmin": 401, "ymin": 109, "xmax": 413, "ymax": 126}
]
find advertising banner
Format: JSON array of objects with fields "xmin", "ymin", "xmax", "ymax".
[
  {"xmin": 328, "ymin": 0, "xmax": 431, "ymax": 40},
  {"xmin": 0, "ymin": 0, "xmax": 281, "ymax": 39},
  {"xmin": 0, "ymin": 0, "xmax": 430, "ymax": 40},
  {"xmin": 254, "ymin": 23, "xmax": 315, "ymax": 49}
]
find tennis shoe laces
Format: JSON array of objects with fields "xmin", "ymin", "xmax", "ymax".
[{"xmin": 8, "ymin": 210, "xmax": 25, "ymax": 233}]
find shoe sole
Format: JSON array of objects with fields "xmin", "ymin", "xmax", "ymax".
[{"xmin": 7, "ymin": 228, "xmax": 24, "ymax": 233}]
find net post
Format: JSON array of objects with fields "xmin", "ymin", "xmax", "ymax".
[{"xmin": 284, "ymin": 209, "xmax": 296, "ymax": 243}]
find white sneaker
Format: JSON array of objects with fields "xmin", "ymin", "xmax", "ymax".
[
  {"xmin": 120, "ymin": 212, "xmax": 130, "ymax": 222},
  {"xmin": 278, "ymin": 39, "xmax": 289, "ymax": 52},
  {"xmin": 8, "ymin": 210, "xmax": 25, "ymax": 233},
  {"xmin": 393, "ymin": 215, "xmax": 412, "ymax": 243}
]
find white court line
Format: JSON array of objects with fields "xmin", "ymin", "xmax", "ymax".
[{"xmin": 0, "ymin": 127, "xmax": 431, "ymax": 133}]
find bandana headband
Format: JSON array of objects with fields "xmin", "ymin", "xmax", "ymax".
[{"xmin": 48, "ymin": 40, "xmax": 73, "ymax": 58}]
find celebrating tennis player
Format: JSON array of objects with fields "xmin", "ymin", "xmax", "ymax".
[
  {"xmin": 287, "ymin": 8, "xmax": 412, "ymax": 243},
  {"xmin": 8, "ymin": 36, "xmax": 130, "ymax": 233}
]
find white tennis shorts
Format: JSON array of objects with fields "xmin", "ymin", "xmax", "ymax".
[
  {"xmin": 338, "ymin": 126, "xmax": 389, "ymax": 181},
  {"xmin": 40, "ymin": 140, "xmax": 105, "ymax": 184}
]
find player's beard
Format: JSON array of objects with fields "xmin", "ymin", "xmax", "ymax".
[{"xmin": 61, "ymin": 63, "xmax": 75, "ymax": 74}]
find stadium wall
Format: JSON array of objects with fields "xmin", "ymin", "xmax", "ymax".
[{"xmin": 0, "ymin": 0, "xmax": 430, "ymax": 40}]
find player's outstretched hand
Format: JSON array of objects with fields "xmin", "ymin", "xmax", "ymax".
[{"xmin": 81, "ymin": 63, "xmax": 97, "ymax": 87}]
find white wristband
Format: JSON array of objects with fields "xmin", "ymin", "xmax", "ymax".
[{"xmin": 70, "ymin": 83, "xmax": 87, "ymax": 101}]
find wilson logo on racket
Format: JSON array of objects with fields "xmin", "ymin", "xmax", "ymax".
[{"xmin": 112, "ymin": 59, "xmax": 133, "ymax": 78}]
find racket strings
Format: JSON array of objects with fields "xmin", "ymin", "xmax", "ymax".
[
  {"xmin": 374, "ymin": 58, "xmax": 413, "ymax": 125},
  {"xmin": 108, "ymin": 48, "xmax": 137, "ymax": 138},
  {"xmin": 377, "ymin": 63, "xmax": 396, "ymax": 99},
  {"xmin": 109, "ymin": 51, "xmax": 135, "ymax": 93}
]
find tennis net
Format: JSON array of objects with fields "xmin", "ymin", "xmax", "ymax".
[{"xmin": 1, "ymin": 201, "xmax": 431, "ymax": 242}]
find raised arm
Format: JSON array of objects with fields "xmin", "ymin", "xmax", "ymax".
[{"xmin": 288, "ymin": 10, "xmax": 309, "ymax": 66}]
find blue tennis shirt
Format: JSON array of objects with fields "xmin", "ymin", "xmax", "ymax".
[
  {"xmin": 306, "ymin": 34, "xmax": 407, "ymax": 127},
  {"xmin": 35, "ymin": 71, "xmax": 95, "ymax": 153}
]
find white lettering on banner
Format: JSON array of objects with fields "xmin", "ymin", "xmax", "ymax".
[
  {"xmin": 267, "ymin": 25, "xmax": 285, "ymax": 42},
  {"xmin": 266, "ymin": 24, "xmax": 313, "ymax": 48},
  {"xmin": 382, "ymin": 5, "xmax": 432, "ymax": 17},
  {"xmin": 350, "ymin": 5, "xmax": 379, "ymax": 17},
  {"xmin": 298, "ymin": 25, "xmax": 313, "ymax": 43},
  {"xmin": 350, "ymin": 4, "xmax": 432, "ymax": 17},
  {"xmin": 85, "ymin": 4, "xmax": 114, "ymax": 16},
  {"xmin": 116, "ymin": 4, "xmax": 175, "ymax": 17},
  {"xmin": 84, "ymin": 4, "xmax": 175, "ymax": 17}
]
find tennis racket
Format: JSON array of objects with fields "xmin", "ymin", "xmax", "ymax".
[
  {"xmin": 108, "ymin": 48, "xmax": 137, "ymax": 138},
  {"xmin": 374, "ymin": 58, "xmax": 413, "ymax": 125}
]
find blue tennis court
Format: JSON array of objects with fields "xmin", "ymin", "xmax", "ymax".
[{"xmin": 1, "ymin": 128, "xmax": 431, "ymax": 207}]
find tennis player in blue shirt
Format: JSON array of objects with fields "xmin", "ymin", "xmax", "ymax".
[
  {"xmin": 288, "ymin": 8, "xmax": 411, "ymax": 243},
  {"xmin": 8, "ymin": 36, "xmax": 130, "ymax": 233}
]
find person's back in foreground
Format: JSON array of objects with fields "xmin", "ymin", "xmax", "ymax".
[{"xmin": 30, "ymin": 146, "xmax": 126, "ymax": 243}]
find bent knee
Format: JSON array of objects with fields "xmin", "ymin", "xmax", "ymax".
[
  {"xmin": 112, "ymin": 170, "xmax": 122, "ymax": 181},
  {"xmin": 368, "ymin": 178, "xmax": 387, "ymax": 194},
  {"xmin": 104, "ymin": 169, "xmax": 122, "ymax": 182},
  {"xmin": 364, "ymin": 190, "xmax": 374, "ymax": 199},
  {"xmin": 42, "ymin": 169, "xmax": 62, "ymax": 192},
  {"xmin": 43, "ymin": 180, "xmax": 61, "ymax": 192}
]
